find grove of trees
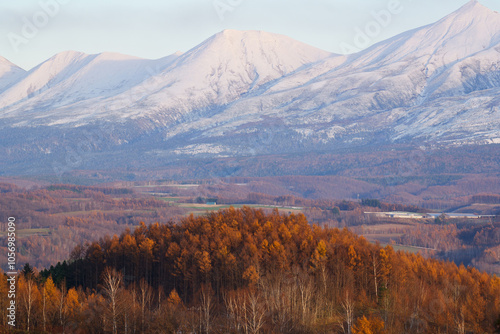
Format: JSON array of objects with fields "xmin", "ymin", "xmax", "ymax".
[{"xmin": 2, "ymin": 207, "xmax": 499, "ymax": 333}]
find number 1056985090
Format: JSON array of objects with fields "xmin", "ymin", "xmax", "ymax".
[{"xmin": 7, "ymin": 217, "xmax": 16, "ymax": 271}]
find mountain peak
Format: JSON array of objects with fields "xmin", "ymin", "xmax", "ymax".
[
  {"xmin": 29, "ymin": 50, "xmax": 89, "ymax": 76},
  {"xmin": 0, "ymin": 56, "xmax": 24, "ymax": 74},
  {"xmin": 432, "ymin": 0, "xmax": 500, "ymax": 54},
  {"xmin": 0, "ymin": 56, "xmax": 26, "ymax": 93},
  {"xmin": 179, "ymin": 29, "xmax": 331, "ymax": 74},
  {"xmin": 460, "ymin": 0, "xmax": 488, "ymax": 11},
  {"xmin": 453, "ymin": 0, "xmax": 498, "ymax": 18},
  {"xmin": 133, "ymin": 29, "xmax": 333, "ymax": 114},
  {"xmin": 93, "ymin": 52, "xmax": 142, "ymax": 61},
  {"xmin": 355, "ymin": 0, "xmax": 500, "ymax": 67},
  {"xmin": 31, "ymin": 50, "xmax": 90, "ymax": 72},
  {"xmin": 0, "ymin": 56, "xmax": 16, "ymax": 66},
  {"xmin": 218, "ymin": 29, "xmax": 243, "ymax": 37},
  {"xmin": 0, "ymin": 56, "xmax": 23, "ymax": 72},
  {"xmin": 212, "ymin": 29, "xmax": 290, "ymax": 44},
  {"xmin": 441, "ymin": 0, "xmax": 500, "ymax": 30},
  {"xmin": 48, "ymin": 50, "xmax": 87, "ymax": 62}
]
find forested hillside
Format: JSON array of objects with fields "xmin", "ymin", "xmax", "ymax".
[{"xmin": 4, "ymin": 208, "xmax": 499, "ymax": 333}]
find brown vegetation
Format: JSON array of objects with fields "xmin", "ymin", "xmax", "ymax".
[{"xmin": 3, "ymin": 207, "xmax": 495, "ymax": 333}]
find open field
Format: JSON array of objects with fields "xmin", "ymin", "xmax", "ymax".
[
  {"xmin": 354, "ymin": 222, "xmax": 417, "ymax": 245},
  {"xmin": 385, "ymin": 243, "xmax": 435, "ymax": 254},
  {"xmin": 158, "ymin": 197, "xmax": 182, "ymax": 202},
  {"xmin": 52, "ymin": 209, "xmax": 154, "ymax": 216},
  {"xmin": 354, "ymin": 221, "xmax": 438, "ymax": 254},
  {"xmin": 176, "ymin": 203, "xmax": 303, "ymax": 215},
  {"xmin": 362, "ymin": 233, "xmax": 404, "ymax": 245},
  {"xmin": 361, "ymin": 233, "xmax": 434, "ymax": 254},
  {"xmin": 0, "ymin": 228, "xmax": 50, "ymax": 238}
]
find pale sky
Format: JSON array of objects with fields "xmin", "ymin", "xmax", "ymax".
[{"xmin": 1, "ymin": 0, "xmax": 499, "ymax": 70}]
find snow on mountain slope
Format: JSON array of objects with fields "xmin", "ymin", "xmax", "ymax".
[
  {"xmin": 0, "ymin": 51, "xmax": 90, "ymax": 109},
  {"xmin": 0, "ymin": 30, "xmax": 331, "ymax": 126},
  {"xmin": 0, "ymin": 56, "xmax": 27, "ymax": 93},
  {"xmin": 242, "ymin": 2, "xmax": 500, "ymax": 126},
  {"xmin": 348, "ymin": 0, "xmax": 500, "ymax": 69},
  {"xmin": 152, "ymin": 1, "xmax": 500, "ymax": 149},
  {"xmin": 0, "ymin": 51, "xmax": 181, "ymax": 119},
  {"xmin": 115, "ymin": 30, "xmax": 333, "ymax": 120},
  {"xmin": 0, "ymin": 1, "xmax": 499, "ymax": 156},
  {"xmin": 321, "ymin": 0, "xmax": 500, "ymax": 104},
  {"xmin": 392, "ymin": 90, "xmax": 500, "ymax": 143},
  {"xmin": 284, "ymin": 0, "xmax": 500, "ymax": 97}
]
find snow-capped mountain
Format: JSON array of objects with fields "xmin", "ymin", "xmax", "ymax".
[
  {"xmin": 173, "ymin": 0, "xmax": 500, "ymax": 147},
  {"xmin": 131, "ymin": 30, "xmax": 332, "ymax": 119},
  {"xmin": 353, "ymin": 0, "xmax": 500, "ymax": 67},
  {"xmin": 346, "ymin": 0, "xmax": 500, "ymax": 100},
  {"xmin": 0, "ymin": 56, "xmax": 26, "ymax": 93},
  {"xmin": 0, "ymin": 30, "xmax": 331, "ymax": 127},
  {"xmin": 0, "ymin": 0, "xmax": 499, "ymax": 175},
  {"xmin": 0, "ymin": 51, "xmax": 182, "ymax": 125}
]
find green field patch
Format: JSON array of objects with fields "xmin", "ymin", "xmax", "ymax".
[
  {"xmin": 153, "ymin": 184, "xmax": 200, "ymax": 189},
  {"xmin": 178, "ymin": 204, "xmax": 233, "ymax": 210},
  {"xmin": 54, "ymin": 209, "xmax": 154, "ymax": 216},
  {"xmin": 390, "ymin": 244, "xmax": 430, "ymax": 253},
  {"xmin": 176, "ymin": 204, "xmax": 303, "ymax": 215},
  {"xmin": 363, "ymin": 233, "xmax": 404, "ymax": 245},
  {"xmin": 0, "ymin": 228, "xmax": 51, "ymax": 238},
  {"xmin": 374, "ymin": 242, "xmax": 435, "ymax": 254},
  {"xmin": 159, "ymin": 197, "xmax": 182, "ymax": 202}
]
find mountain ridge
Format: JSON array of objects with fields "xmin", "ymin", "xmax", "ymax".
[{"xmin": 0, "ymin": 1, "xmax": 499, "ymax": 175}]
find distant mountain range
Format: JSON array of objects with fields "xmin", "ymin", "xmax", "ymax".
[{"xmin": 0, "ymin": 0, "xmax": 499, "ymax": 177}]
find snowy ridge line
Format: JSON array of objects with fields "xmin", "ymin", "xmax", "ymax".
[{"xmin": 0, "ymin": 1, "xmax": 498, "ymax": 148}]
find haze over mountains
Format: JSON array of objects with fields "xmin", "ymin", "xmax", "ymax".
[{"xmin": 0, "ymin": 0, "xmax": 499, "ymax": 176}]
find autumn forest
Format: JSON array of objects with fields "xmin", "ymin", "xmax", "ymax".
[{"xmin": 1, "ymin": 206, "xmax": 499, "ymax": 333}]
